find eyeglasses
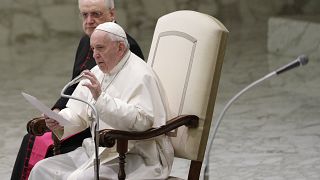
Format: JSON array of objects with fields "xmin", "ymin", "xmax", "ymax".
[{"xmin": 79, "ymin": 11, "xmax": 104, "ymax": 19}]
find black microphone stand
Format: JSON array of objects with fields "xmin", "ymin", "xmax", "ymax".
[{"xmin": 61, "ymin": 81, "xmax": 100, "ymax": 180}]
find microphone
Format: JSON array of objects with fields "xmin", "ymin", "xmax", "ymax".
[
  {"xmin": 69, "ymin": 72, "xmax": 86, "ymax": 86},
  {"xmin": 275, "ymin": 55, "xmax": 308, "ymax": 75},
  {"xmin": 203, "ymin": 55, "xmax": 309, "ymax": 180}
]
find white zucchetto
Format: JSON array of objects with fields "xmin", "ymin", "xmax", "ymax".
[{"xmin": 95, "ymin": 22, "xmax": 127, "ymax": 39}]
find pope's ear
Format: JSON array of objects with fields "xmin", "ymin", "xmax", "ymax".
[{"xmin": 118, "ymin": 41, "xmax": 126, "ymax": 53}]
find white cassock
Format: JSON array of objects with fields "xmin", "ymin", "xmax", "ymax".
[{"xmin": 29, "ymin": 51, "xmax": 174, "ymax": 180}]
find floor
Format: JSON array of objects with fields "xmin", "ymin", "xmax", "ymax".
[{"xmin": 1, "ymin": 20, "xmax": 319, "ymax": 179}]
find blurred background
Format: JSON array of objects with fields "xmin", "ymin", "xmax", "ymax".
[{"xmin": 1, "ymin": 0, "xmax": 319, "ymax": 179}]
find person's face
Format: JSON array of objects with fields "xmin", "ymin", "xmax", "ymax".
[
  {"xmin": 90, "ymin": 30, "xmax": 122, "ymax": 73},
  {"xmin": 79, "ymin": 0, "xmax": 115, "ymax": 36}
]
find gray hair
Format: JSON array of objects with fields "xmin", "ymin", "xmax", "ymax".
[
  {"xmin": 78, "ymin": 0, "xmax": 114, "ymax": 9},
  {"xmin": 104, "ymin": 0, "xmax": 114, "ymax": 9}
]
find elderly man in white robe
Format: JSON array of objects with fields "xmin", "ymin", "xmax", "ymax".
[{"xmin": 28, "ymin": 22, "xmax": 174, "ymax": 180}]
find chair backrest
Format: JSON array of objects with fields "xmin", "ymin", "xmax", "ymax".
[{"xmin": 147, "ymin": 10, "xmax": 228, "ymax": 162}]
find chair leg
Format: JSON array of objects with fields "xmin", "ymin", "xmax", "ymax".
[
  {"xmin": 117, "ymin": 139, "xmax": 128, "ymax": 180},
  {"xmin": 188, "ymin": 160, "xmax": 202, "ymax": 180}
]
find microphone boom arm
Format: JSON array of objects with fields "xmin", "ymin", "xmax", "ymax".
[
  {"xmin": 204, "ymin": 71, "xmax": 276, "ymax": 179},
  {"xmin": 61, "ymin": 81, "xmax": 100, "ymax": 180},
  {"xmin": 204, "ymin": 55, "xmax": 308, "ymax": 180}
]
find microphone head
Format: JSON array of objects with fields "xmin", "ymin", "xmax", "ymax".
[{"xmin": 298, "ymin": 55, "xmax": 308, "ymax": 66}]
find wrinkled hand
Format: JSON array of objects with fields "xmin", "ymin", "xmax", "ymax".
[
  {"xmin": 43, "ymin": 114, "xmax": 63, "ymax": 131},
  {"xmin": 81, "ymin": 70, "xmax": 102, "ymax": 100}
]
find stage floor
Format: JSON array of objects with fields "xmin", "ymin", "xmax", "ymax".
[{"xmin": 1, "ymin": 21, "xmax": 319, "ymax": 179}]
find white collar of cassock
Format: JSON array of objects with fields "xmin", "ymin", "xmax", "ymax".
[{"xmin": 106, "ymin": 51, "xmax": 131, "ymax": 76}]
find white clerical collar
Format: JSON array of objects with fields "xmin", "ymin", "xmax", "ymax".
[{"xmin": 107, "ymin": 51, "xmax": 130, "ymax": 76}]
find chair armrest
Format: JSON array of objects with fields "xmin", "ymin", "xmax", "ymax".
[
  {"xmin": 99, "ymin": 115, "xmax": 199, "ymax": 179},
  {"xmin": 27, "ymin": 116, "xmax": 50, "ymax": 136},
  {"xmin": 26, "ymin": 117, "xmax": 62, "ymax": 155},
  {"xmin": 99, "ymin": 114, "xmax": 199, "ymax": 147}
]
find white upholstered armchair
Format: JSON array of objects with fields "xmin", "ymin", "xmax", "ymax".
[{"xmin": 99, "ymin": 10, "xmax": 229, "ymax": 179}]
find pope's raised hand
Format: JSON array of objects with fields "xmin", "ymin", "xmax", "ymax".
[{"xmin": 81, "ymin": 70, "xmax": 102, "ymax": 100}]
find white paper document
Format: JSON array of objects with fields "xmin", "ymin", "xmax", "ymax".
[{"xmin": 22, "ymin": 92, "xmax": 78, "ymax": 126}]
